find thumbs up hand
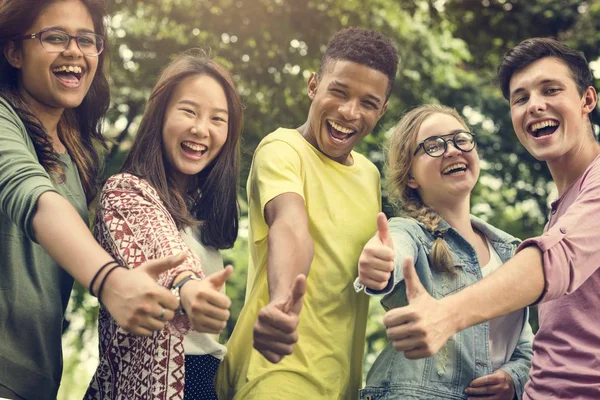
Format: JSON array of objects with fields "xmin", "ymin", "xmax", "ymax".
[
  {"xmin": 358, "ymin": 212, "xmax": 395, "ymax": 290},
  {"xmin": 253, "ymin": 274, "xmax": 307, "ymax": 363},
  {"xmin": 383, "ymin": 257, "xmax": 455, "ymax": 359},
  {"xmin": 180, "ymin": 265, "xmax": 233, "ymax": 334}
]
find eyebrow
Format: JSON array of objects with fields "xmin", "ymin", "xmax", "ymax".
[
  {"xmin": 329, "ymin": 80, "xmax": 382, "ymax": 104},
  {"xmin": 178, "ymin": 99, "xmax": 228, "ymax": 114},
  {"xmin": 46, "ymin": 26, "xmax": 96, "ymax": 35},
  {"xmin": 510, "ymin": 78, "xmax": 563, "ymax": 99}
]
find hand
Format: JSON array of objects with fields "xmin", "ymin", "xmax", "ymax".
[
  {"xmin": 253, "ymin": 274, "xmax": 307, "ymax": 363},
  {"xmin": 465, "ymin": 369, "xmax": 515, "ymax": 400},
  {"xmin": 383, "ymin": 256, "xmax": 456, "ymax": 359},
  {"xmin": 101, "ymin": 253, "xmax": 186, "ymax": 336},
  {"xmin": 180, "ymin": 265, "xmax": 233, "ymax": 334},
  {"xmin": 358, "ymin": 212, "xmax": 395, "ymax": 291}
]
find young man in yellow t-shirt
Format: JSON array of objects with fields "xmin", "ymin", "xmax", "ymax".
[{"xmin": 218, "ymin": 27, "xmax": 398, "ymax": 400}]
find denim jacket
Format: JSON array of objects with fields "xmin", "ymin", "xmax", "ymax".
[{"xmin": 359, "ymin": 216, "xmax": 533, "ymax": 400}]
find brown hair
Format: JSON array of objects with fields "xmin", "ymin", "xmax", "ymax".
[
  {"xmin": 0, "ymin": 0, "xmax": 110, "ymax": 203},
  {"xmin": 122, "ymin": 52, "xmax": 242, "ymax": 249},
  {"xmin": 385, "ymin": 104, "xmax": 470, "ymax": 273}
]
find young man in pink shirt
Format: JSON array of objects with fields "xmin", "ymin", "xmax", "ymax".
[{"xmin": 367, "ymin": 38, "xmax": 600, "ymax": 399}]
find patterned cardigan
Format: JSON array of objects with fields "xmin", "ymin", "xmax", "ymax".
[{"xmin": 85, "ymin": 173, "xmax": 205, "ymax": 400}]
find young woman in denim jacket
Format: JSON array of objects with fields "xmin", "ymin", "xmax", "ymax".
[{"xmin": 357, "ymin": 104, "xmax": 533, "ymax": 400}]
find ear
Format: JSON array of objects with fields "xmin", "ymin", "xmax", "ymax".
[
  {"xmin": 378, "ymin": 100, "xmax": 389, "ymax": 118},
  {"xmin": 3, "ymin": 42, "xmax": 23, "ymax": 69},
  {"xmin": 582, "ymin": 86, "xmax": 597, "ymax": 115},
  {"xmin": 407, "ymin": 173, "xmax": 419, "ymax": 189},
  {"xmin": 307, "ymin": 72, "xmax": 318, "ymax": 101}
]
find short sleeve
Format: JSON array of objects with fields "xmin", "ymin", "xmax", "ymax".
[
  {"xmin": 0, "ymin": 98, "xmax": 57, "ymax": 241},
  {"xmin": 248, "ymin": 139, "xmax": 305, "ymax": 242}
]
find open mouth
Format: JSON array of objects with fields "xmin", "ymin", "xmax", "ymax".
[
  {"xmin": 442, "ymin": 163, "xmax": 467, "ymax": 176},
  {"xmin": 52, "ymin": 65, "xmax": 84, "ymax": 85},
  {"xmin": 528, "ymin": 120, "xmax": 559, "ymax": 138},
  {"xmin": 326, "ymin": 120, "xmax": 356, "ymax": 144},
  {"xmin": 181, "ymin": 141, "xmax": 208, "ymax": 157}
]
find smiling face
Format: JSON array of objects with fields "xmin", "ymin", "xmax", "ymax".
[
  {"xmin": 408, "ymin": 112, "xmax": 480, "ymax": 207},
  {"xmin": 162, "ymin": 74, "xmax": 229, "ymax": 190},
  {"xmin": 303, "ymin": 60, "xmax": 389, "ymax": 165},
  {"xmin": 509, "ymin": 56, "xmax": 597, "ymax": 163},
  {"xmin": 5, "ymin": 0, "xmax": 99, "ymax": 114}
]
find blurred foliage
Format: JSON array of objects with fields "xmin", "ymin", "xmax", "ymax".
[{"xmin": 59, "ymin": 0, "xmax": 600, "ymax": 398}]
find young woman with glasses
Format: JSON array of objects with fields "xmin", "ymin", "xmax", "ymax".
[
  {"xmin": 0, "ymin": 1, "xmax": 186, "ymax": 399},
  {"xmin": 356, "ymin": 104, "xmax": 534, "ymax": 400}
]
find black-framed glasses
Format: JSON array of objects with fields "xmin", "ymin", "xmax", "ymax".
[
  {"xmin": 413, "ymin": 131, "xmax": 476, "ymax": 157},
  {"xmin": 20, "ymin": 28, "xmax": 105, "ymax": 57}
]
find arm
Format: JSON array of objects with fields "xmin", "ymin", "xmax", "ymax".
[
  {"xmin": 252, "ymin": 193, "xmax": 312, "ymax": 363},
  {"xmin": 0, "ymin": 102, "xmax": 180, "ymax": 336},
  {"xmin": 97, "ymin": 174, "xmax": 231, "ymax": 334},
  {"xmin": 265, "ymin": 193, "xmax": 314, "ymax": 300}
]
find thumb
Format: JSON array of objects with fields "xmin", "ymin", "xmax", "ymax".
[
  {"xmin": 139, "ymin": 252, "xmax": 187, "ymax": 279},
  {"xmin": 283, "ymin": 274, "xmax": 307, "ymax": 316},
  {"xmin": 377, "ymin": 212, "xmax": 393, "ymax": 249},
  {"xmin": 402, "ymin": 256, "xmax": 425, "ymax": 301},
  {"xmin": 208, "ymin": 265, "xmax": 233, "ymax": 290}
]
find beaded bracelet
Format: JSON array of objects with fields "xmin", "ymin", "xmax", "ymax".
[
  {"xmin": 88, "ymin": 260, "xmax": 119, "ymax": 297},
  {"xmin": 97, "ymin": 264, "xmax": 128, "ymax": 305}
]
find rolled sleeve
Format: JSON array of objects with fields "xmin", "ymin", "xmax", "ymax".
[{"xmin": 517, "ymin": 159, "xmax": 600, "ymax": 303}]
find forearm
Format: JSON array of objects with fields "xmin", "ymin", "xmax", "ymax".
[
  {"xmin": 266, "ymin": 219, "xmax": 314, "ymax": 300},
  {"xmin": 32, "ymin": 191, "xmax": 113, "ymax": 290},
  {"xmin": 447, "ymin": 246, "xmax": 544, "ymax": 333}
]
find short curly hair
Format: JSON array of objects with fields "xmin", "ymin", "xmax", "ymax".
[{"xmin": 318, "ymin": 27, "xmax": 398, "ymax": 99}]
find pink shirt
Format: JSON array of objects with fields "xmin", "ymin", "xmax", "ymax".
[{"xmin": 518, "ymin": 155, "xmax": 600, "ymax": 400}]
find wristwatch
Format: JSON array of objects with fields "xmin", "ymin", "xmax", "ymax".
[{"xmin": 171, "ymin": 274, "xmax": 200, "ymax": 313}]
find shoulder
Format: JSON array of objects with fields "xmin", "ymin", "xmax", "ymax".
[
  {"xmin": 257, "ymin": 128, "xmax": 305, "ymax": 151},
  {"xmin": 470, "ymin": 214, "xmax": 520, "ymax": 244},
  {"xmin": 102, "ymin": 173, "xmax": 161, "ymax": 203},
  {"xmin": 388, "ymin": 216, "xmax": 425, "ymax": 237},
  {"xmin": 0, "ymin": 96, "xmax": 26, "ymax": 133},
  {"xmin": 352, "ymin": 151, "xmax": 379, "ymax": 174}
]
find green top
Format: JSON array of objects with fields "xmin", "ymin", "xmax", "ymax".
[{"xmin": 0, "ymin": 96, "xmax": 88, "ymax": 399}]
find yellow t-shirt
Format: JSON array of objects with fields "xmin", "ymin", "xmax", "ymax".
[{"xmin": 218, "ymin": 128, "xmax": 381, "ymax": 400}]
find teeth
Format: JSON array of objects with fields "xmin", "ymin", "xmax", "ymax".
[
  {"xmin": 328, "ymin": 120, "xmax": 354, "ymax": 134},
  {"xmin": 531, "ymin": 120, "xmax": 558, "ymax": 132},
  {"xmin": 182, "ymin": 141, "xmax": 207, "ymax": 152},
  {"xmin": 52, "ymin": 65, "xmax": 82, "ymax": 74},
  {"xmin": 442, "ymin": 163, "xmax": 467, "ymax": 174}
]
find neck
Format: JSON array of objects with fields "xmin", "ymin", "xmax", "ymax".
[
  {"xmin": 427, "ymin": 194, "xmax": 474, "ymax": 238},
  {"xmin": 20, "ymin": 87, "xmax": 64, "ymax": 152},
  {"xmin": 547, "ymin": 137, "xmax": 600, "ymax": 196}
]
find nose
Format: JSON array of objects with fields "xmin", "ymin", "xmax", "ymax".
[
  {"xmin": 191, "ymin": 118, "xmax": 210, "ymax": 138},
  {"xmin": 62, "ymin": 36, "xmax": 83, "ymax": 58},
  {"xmin": 527, "ymin": 92, "xmax": 547, "ymax": 115},
  {"xmin": 338, "ymin": 99, "xmax": 360, "ymax": 121},
  {"xmin": 444, "ymin": 140, "xmax": 462, "ymax": 157}
]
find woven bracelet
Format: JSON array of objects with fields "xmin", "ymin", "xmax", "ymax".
[
  {"xmin": 89, "ymin": 260, "xmax": 119, "ymax": 297},
  {"xmin": 97, "ymin": 264, "xmax": 127, "ymax": 305}
]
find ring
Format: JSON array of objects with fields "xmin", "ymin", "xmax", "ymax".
[{"xmin": 158, "ymin": 307, "xmax": 165, "ymax": 321}]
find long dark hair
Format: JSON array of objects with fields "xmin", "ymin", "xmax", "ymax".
[
  {"xmin": 122, "ymin": 52, "xmax": 242, "ymax": 249},
  {"xmin": 0, "ymin": 0, "xmax": 110, "ymax": 203}
]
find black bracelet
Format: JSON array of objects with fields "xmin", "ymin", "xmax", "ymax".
[
  {"xmin": 97, "ymin": 264, "xmax": 127, "ymax": 305},
  {"xmin": 89, "ymin": 260, "xmax": 119, "ymax": 297}
]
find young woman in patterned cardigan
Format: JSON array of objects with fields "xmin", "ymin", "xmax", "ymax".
[{"xmin": 85, "ymin": 53, "xmax": 243, "ymax": 400}]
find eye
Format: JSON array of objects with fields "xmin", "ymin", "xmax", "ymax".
[
  {"xmin": 512, "ymin": 95, "xmax": 528, "ymax": 105},
  {"xmin": 329, "ymin": 88, "xmax": 346, "ymax": 97},
  {"xmin": 180, "ymin": 108, "xmax": 196, "ymax": 115},
  {"xmin": 77, "ymin": 35, "xmax": 96, "ymax": 47},
  {"xmin": 43, "ymin": 33, "xmax": 68, "ymax": 44},
  {"xmin": 362, "ymin": 100, "xmax": 378, "ymax": 110},
  {"xmin": 545, "ymin": 87, "xmax": 561, "ymax": 95},
  {"xmin": 213, "ymin": 116, "xmax": 227, "ymax": 123}
]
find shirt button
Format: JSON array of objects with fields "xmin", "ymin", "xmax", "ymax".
[{"xmin": 560, "ymin": 227, "xmax": 567, "ymax": 234}]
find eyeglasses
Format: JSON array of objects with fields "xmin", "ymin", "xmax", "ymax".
[
  {"xmin": 20, "ymin": 28, "xmax": 105, "ymax": 57},
  {"xmin": 413, "ymin": 131, "xmax": 476, "ymax": 157}
]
